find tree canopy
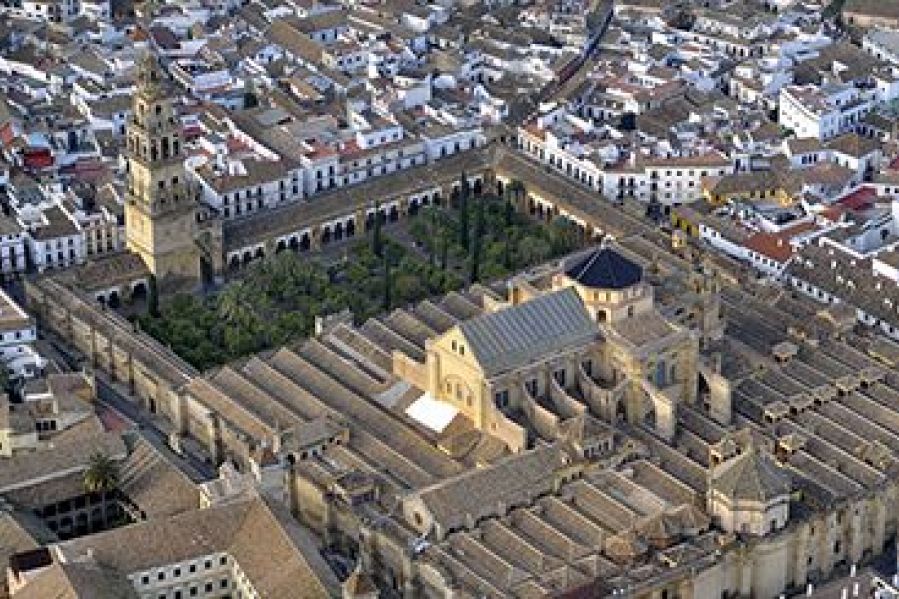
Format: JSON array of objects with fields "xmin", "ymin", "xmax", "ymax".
[
  {"xmin": 83, "ymin": 452, "xmax": 119, "ymax": 494},
  {"xmin": 139, "ymin": 188, "xmax": 586, "ymax": 371}
]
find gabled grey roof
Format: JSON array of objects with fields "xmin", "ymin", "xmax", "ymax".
[
  {"xmin": 458, "ymin": 288, "xmax": 598, "ymax": 377},
  {"xmin": 411, "ymin": 444, "xmax": 570, "ymax": 534}
]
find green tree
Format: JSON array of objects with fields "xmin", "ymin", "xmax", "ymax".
[
  {"xmin": 382, "ymin": 252, "xmax": 392, "ymax": 311},
  {"xmin": 217, "ymin": 282, "xmax": 259, "ymax": 330},
  {"xmin": 146, "ymin": 274, "xmax": 159, "ymax": 318},
  {"xmin": 371, "ymin": 201, "xmax": 383, "ymax": 257},
  {"xmin": 83, "ymin": 452, "xmax": 119, "ymax": 494},
  {"xmin": 549, "ymin": 216, "xmax": 582, "ymax": 255},
  {"xmin": 517, "ymin": 235, "xmax": 552, "ymax": 265},
  {"xmin": 223, "ymin": 325, "xmax": 259, "ymax": 357},
  {"xmin": 458, "ymin": 172, "xmax": 470, "ymax": 251},
  {"xmin": 427, "ymin": 208, "xmax": 437, "ymax": 268},
  {"xmin": 469, "ymin": 198, "xmax": 485, "ymax": 283},
  {"xmin": 504, "ymin": 194, "xmax": 515, "ymax": 229},
  {"xmin": 439, "ymin": 231, "xmax": 449, "ymax": 271},
  {"xmin": 509, "ymin": 179, "xmax": 525, "ymax": 210},
  {"xmin": 394, "ymin": 272, "xmax": 423, "ymax": 304}
]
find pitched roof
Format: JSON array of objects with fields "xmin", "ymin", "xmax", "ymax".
[
  {"xmin": 13, "ymin": 561, "xmax": 136, "ymax": 599},
  {"xmin": 409, "ymin": 444, "xmax": 572, "ymax": 533},
  {"xmin": 0, "ymin": 509, "xmax": 55, "ymax": 580},
  {"xmin": 266, "ymin": 20, "xmax": 325, "ymax": 63},
  {"xmin": 0, "ymin": 432, "xmax": 126, "ymax": 495},
  {"xmin": 117, "ymin": 436, "xmax": 200, "ymax": 520},
  {"xmin": 825, "ymin": 132, "xmax": 881, "ymax": 159},
  {"xmin": 50, "ymin": 494, "xmax": 338, "ymax": 597},
  {"xmin": 844, "ymin": 0, "xmax": 899, "ymax": 20},
  {"xmin": 564, "ymin": 248, "xmax": 642, "ymax": 290},
  {"xmin": 458, "ymin": 288, "xmax": 598, "ymax": 377},
  {"xmin": 711, "ymin": 445, "xmax": 791, "ymax": 503}
]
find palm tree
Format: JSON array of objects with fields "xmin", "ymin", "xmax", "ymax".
[
  {"xmin": 83, "ymin": 452, "xmax": 119, "ymax": 494},
  {"xmin": 217, "ymin": 282, "xmax": 259, "ymax": 330}
]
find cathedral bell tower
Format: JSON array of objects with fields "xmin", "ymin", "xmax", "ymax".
[{"xmin": 124, "ymin": 50, "xmax": 203, "ymax": 290}]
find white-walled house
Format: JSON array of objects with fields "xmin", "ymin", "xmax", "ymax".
[
  {"xmin": 0, "ymin": 287, "xmax": 45, "ymax": 380},
  {"xmin": 778, "ymin": 83, "xmax": 873, "ymax": 141},
  {"xmin": 22, "ymin": 205, "xmax": 85, "ymax": 273}
]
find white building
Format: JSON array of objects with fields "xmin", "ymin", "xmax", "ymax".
[
  {"xmin": 778, "ymin": 83, "xmax": 872, "ymax": 141},
  {"xmin": 21, "ymin": 0, "xmax": 78, "ymax": 22},
  {"xmin": 79, "ymin": 0, "xmax": 109, "ymax": 20},
  {"xmin": 0, "ymin": 216, "xmax": 26, "ymax": 279},
  {"xmin": 602, "ymin": 154, "xmax": 735, "ymax": 206},
  {"xmin": 22, "ymin": 205, "xmax": 85, "ymax": 273},
  {"xmin": 863, "ymin": 29, "xmax": 899, "ymax": 66},
  {"xmin": 0, "ymin": 287, "xmax": 45, "ymax": 380}
]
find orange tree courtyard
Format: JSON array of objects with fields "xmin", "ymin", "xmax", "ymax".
[{"xmin": 138, "ymin": 179, "xmax": 587, "ymax": 371}]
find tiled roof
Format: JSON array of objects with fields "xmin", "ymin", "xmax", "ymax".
[
  {"xmin": 710, "ymin": 445, "xmax": 791, "ymax": 502},
  {"xmin": 825, "ymin": 132, "xmax": 881, "ymax": 159},
  {"xmin": 13, "ymin": 561, "xmax": 137, "ymax": 599},
  {"xmin": 564, "ymin": 248, "xmax": 642, "ymax": 290},
  {"xmin": 118, "ymin": 436, "xmax": 201, "ymax": 520},
  {"xmin": 0, "ymin": 432, "xmax": 126, "ymax": 495},
  {"xmin": 409, "ymin": 444, "xmax": 572, "ymax": 534},
  {"xmin": 459, "ymin": 288, "xmax": 598, "ymax": 378},
  {"xmin": 51, "ymin": 494, "xmax": 338, "ymax": 598}
]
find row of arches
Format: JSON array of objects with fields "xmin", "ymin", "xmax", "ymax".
[
  {"xmin": 95, "ymin": 281, "xmax": 148, "ymax": 309},
  {"xmin": 448, "ymin": 178, "xmax": 484, "ymax": 205},
  {"xmin": 527, "ymin": 197, "xmax": 598, "ymax": 241},
  {"xmin": 224, "ymin": 176, "xmax": 489, "ymax": 272},
  {"xmin": 227, "ymin": 192, "xmax": 446, "ymax": 271},
  {"xmin": 229, "ymin": 246, "xmax": 267, "ymax": 270}
]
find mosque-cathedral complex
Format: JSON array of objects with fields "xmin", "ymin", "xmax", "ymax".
[{"xmin": 16, "ymin": 49, "xmax": 899, "ymax": 599}]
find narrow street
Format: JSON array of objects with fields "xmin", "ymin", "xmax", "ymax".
[
  {"xmin": 94, "ymin": 376, "xmax": 216, "ymax": 482},
  {"xmin": 40, "ymin": 327, "xmax": 216, "ymax": 482}
]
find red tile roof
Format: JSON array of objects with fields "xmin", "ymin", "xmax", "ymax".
[
  {"xmin": 838, "ymin": 185, "xmax": 877, "ymax": 211},
  {"xmin": 744, "ymin": 221, "xmax": 817, "ymax": 263}
]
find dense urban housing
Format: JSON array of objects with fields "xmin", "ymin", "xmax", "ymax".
[{"xmin": 3, "ymin": 0, "xmax": 899, "ymax": 598}]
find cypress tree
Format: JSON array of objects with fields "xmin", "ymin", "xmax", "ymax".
[
  {"xmin": 371, "ymin": 201, "xmax": 383, "ymax": 257},
  {"xmin": 427, "ymin": 209, "xmax": 436, "ymax": 268},
  {"xmin": 440, "ymin": 232, "xmax": 448, "ymax": 271},
  {"xmin": 382, "ymin": 252, "xmax": 391, "ymax": 311},
  {"xmin": 469, "ymin": 198, "xmax": 485, "ymax": 283},
  {"xmin": 458, "ymin": 172, "xmax": 470, "ymax": 251}
]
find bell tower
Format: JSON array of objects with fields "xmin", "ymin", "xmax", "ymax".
[{"xmin": 124, "ymin": 50, "xmax": 203, "ymax": 290}]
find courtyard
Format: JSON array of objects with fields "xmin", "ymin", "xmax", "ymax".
[{"xmin": 137, "ymin": 187, "xmax": 589, "ymax": 371}]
